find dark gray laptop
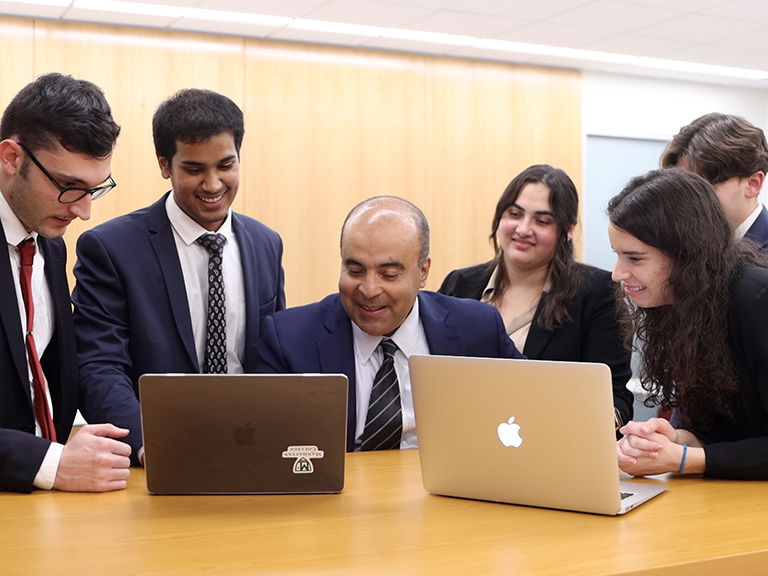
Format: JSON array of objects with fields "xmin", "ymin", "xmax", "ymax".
[
  {"xmin": 139, "ymin": 374, "xmax": 348, "ymax": 495},
  {"xmin": 410, "ymin": 355, "xmax": 667, "ymax": 515}
]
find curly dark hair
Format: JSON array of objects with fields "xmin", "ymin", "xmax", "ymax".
[
  {"xmin": 607, "ymin": 167, "xmax": 764, "ymax": 430},
  {"xmin": 489, "ymin": 164, "xmax": 581, "ymax": 331}
]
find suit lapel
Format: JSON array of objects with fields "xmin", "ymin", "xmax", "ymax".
[
  {"xmin": 316, "ymin": 298, "xmax": 357, "ymax": 451},
  {"xmin": 148, "ymin": 195, "xmax": 199, "ymax": 370},
  {"xmin": 232, "ymin": 214, "xmax": 260, "ymax": 371},
  {"xmin": 0, "ymin": 223, "xmax": 29, "ymax": 396},
  {"xmin": 419, "ymin": 292, "xmax": 466, "ymax": 356},
  {"xmin": 522, "ymin": 296, "xmax": 552, "ymax": 358}
]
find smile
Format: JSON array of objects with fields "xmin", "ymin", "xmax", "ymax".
[
  {"xmin": 624, "ymin": 285, "xmax": 646, "ymax": 293},
  {"xmin": 199, "ymin": 193, "xmax": 224, "ymax": 204},
  {"xmin": 360, "ymin": 304, "xmax": 385, "ymax": 312}
]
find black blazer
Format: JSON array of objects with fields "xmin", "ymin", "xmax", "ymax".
[
  {"xmin": 439, "ymin": 261, "xmax": 633, "ymax": 423},
  {"xmin": 696, "ymin": 263, "xmax": 768, "ymax": 479},
  {"xmin": 0, "ymin": 227, "xmax": 79, "ymax": 492}
]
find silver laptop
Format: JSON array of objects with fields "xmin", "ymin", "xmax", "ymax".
[
  {"xmin": 409, "ymin": 355, "xmax": 667, "ymax": 515},
  {"xmin": 139, "ymin": 374, "xmax": 348, "ymax": 495}
]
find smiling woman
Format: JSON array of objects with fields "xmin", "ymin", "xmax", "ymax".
[
  {"xmin": 607, "ymin": 167, "xmax": 768, "ymax": 480},
  {"xmin": 439, "ymin": 164, "xmax": 634, "ymax": 427}
]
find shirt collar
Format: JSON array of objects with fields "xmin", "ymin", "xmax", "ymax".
[
  {"xmin": 165, "ymin": 191, "xmax": 233, "ymax": 245},
  {"xmin": 0, "ymin": 188, "xmax": 37, "ymax": 246},
  {"xmin": 734, "ymin": 202, "xmax": 763, "ymax": 241},
  {"xmin": 352, "ymin": 294, "xmax": 422, "ymax": 365}
]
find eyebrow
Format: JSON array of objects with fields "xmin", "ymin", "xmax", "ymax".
[
  {"xmin": 344, "ymin": 258, "xmax": 405, "ymax": 269},
  {"xmin": 180, "ymin": 155, "xmax": 237, "ymax": 166},
  {"xmin": 512, "ymin": 202, "xmax": 554, "ymax": 217}
]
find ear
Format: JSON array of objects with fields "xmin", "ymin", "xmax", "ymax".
[
  {"xmin": 566, "ymin": 222, "xmax": 576, "ymax": 242},
  {"xmin": 419, "ymin": 257, "xmax": 431, "ymax": 289},
  {"xmin": 744, "ymin": 171, "xmax": 765, "ymax": 199},
  {"xmin": 157, "ymin": 155, "xmax": 172, "ymax": 180},
  {"xmin": 0, "ymin": 139, "xmax": 23, "ymax": 177}
]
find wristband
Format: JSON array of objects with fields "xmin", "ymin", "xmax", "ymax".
[{"xmin": 677, "ymin": 444, "xmax": 688, "ymax": 475}]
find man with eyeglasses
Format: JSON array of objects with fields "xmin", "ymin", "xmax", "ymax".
[
  {"xmin": 71, "ymin": 89, "xmax": 284, "ymax": 454},
  {"xmin": 0, "ymin": 73, "xmax": 137, "ymax": 493}
]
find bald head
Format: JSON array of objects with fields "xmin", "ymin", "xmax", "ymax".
[
  {"xmin": 341, "ymin": 196, "xmax": 430, "ymax": 267},
  {"xmin": 338, "ymin": 196, "xmax": 431, "ymax": 337}
]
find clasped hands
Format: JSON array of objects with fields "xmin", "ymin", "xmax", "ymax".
[{"xmin": 617, "ymin": 417, "xmax": 704, "ymax": 476}]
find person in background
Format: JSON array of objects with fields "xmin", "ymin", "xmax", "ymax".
[
  {"xmin": 661, "ymin": 112, "xmax": 768, "ymax": 252},
  {"xmin": 72, "ymin": 89, "xmax": 285, "ymax": 457},
  {"xmin": 257, "ymin": 196, "xmax": 523, "ymax": 452},
  {"xmin": 0, "ymin": 73, "xmax": 133, "ymax": 493},
  {"xmin": 439, "ymin": 164, "xmax": 633, "ymax": 427},
  {"xmin": 610, "ymin": 167, "xmax": 768, "ymax": 480}
]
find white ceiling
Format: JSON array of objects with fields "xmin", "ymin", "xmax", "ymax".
[{"xmin": 3, "ymin": 0, "xmax": 768, "ymax": 88}]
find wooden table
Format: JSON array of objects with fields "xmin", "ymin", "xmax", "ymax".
[{"xmin": 3, "ymin": 450, "xmax": 768, "ymax": 575}]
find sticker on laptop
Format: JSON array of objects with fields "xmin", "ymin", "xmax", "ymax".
[{"xmin": 282, "ymin": 445, "xmax": 325, "ymax": 474}]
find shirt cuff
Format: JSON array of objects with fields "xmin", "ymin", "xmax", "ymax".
[{"xmin": 33, "ymin": 442, "xmax": 64, "ymax": 490}]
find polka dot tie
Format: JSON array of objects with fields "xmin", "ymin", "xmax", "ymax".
[{"xmin": 196, "ymin": 233, "xmax": 227, "ymax": 374}]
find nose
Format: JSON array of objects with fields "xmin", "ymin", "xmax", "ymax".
[
  {"xmin": 202, "ymin": 169, "xmax": 222, "ymax": 192},
  {"xmin": 516, "ymin": 216, "xmax": 532, "ymax": 236},
  {"xmin": 612, "ymin": 260, "xmax": 629, "ymax": 283},
  {"xmin": 358, "ymin": 274, "xmax": 382, "ymax": 299},
  {"xmin": 69, "ymin": 193, "xmax": 92, "ymax": 221}
]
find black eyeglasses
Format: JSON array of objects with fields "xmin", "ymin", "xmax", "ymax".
[{"xmin": 17, "ymin": 142, "xmax": 116, "ymax": 203}]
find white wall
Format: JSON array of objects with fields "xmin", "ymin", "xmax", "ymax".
[{"xmin": 582, "ymin": 71, "xmax": 768, "ymax": 140}]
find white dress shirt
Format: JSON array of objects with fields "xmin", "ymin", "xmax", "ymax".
[
  {"xmin": 165, "ymin": 193, "xmax": 246, "ymax": 373},
  {"xmin": 0, "ymin": 190, "xmax": 62, "ymax": 490},
  {"xmin": 734, "ymin": 202, "xmax": 764, "ymax": 241},
  {"xmin": 351, "ymin": 296, "xmax": 430, "ymax": 449}
]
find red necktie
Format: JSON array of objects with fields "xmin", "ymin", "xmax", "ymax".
[{"xmin": 17, "ymin": 239, "xmax": 57, "ymax": 442}]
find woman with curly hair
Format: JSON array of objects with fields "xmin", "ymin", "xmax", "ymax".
[
  {"xmin": 609, "ymin": 167, "xmax": 768, "ymax": 479},
  {"xmin": 440, "ymin": 164, "xmax": 633, "ymax": 426}
]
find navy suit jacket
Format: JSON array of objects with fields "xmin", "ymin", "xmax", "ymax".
[
  {"xmin": 256, "ymin": 291, "xmax": 523, "ymax": 451},
  {"xmin": 72, "ymin": 193, "xmax": 285, "ymax": 456},
  {"xmin": 0, "ymin": 228, "xmax": 79, "ymax": 492},
  {"xmin": 745, "ymin": 204, "xmax": 768, "ymax": 253}
]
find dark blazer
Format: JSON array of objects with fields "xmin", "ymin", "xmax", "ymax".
[
  {"xmin": 72, "ymin": 193, "xmax": 285, "ymax": 454},
  {"xmin": 745, "ymin": 204, "xmax": 768, "ymax": 253},
  {"xmin": 256, "ymin": 291, "xmax": 524, "ymax": 451},
  {"xmin": 697, "ymin": 264, "xmax": 768, "ymax": 479},
  {"xmin": 0, "ymin": 229, "xmax": 79, "ymax": 492},
  {"xmin": 439, "ymin": 262, "xmax": 633, "ymax": 423}
]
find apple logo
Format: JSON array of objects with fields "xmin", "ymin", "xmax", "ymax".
[
  {"xmin": 497, "ymin": 417, "xmax": 523, "ymax": 448},
  {"xmin": 232, "ymin": 422, "xmax": 257, "ymax": 446}
]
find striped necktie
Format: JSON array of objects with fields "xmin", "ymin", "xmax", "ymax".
[{"xmin": 360, "ymin": 338, "xmax": 402, "ymax": 450}]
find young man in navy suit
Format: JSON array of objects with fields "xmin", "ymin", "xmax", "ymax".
[
  {"xmin": 256, "ymin": 196, "xmax": 523, "ymax": 451},
  {"xmin": 72, "ymin": 89, "xmax": 285, "ymax": 458},
  {"xmin": 662, "ymin": 113, "xmax": 768, "ymax": 251},
  {"xmin": 0, "ymin": 73, "xmax": 133, "ymax": 492}
]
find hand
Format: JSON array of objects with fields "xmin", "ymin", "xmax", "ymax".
[
  {"xmin": 53, "ymin": 424, "xmax": 132, "ymax": 492},
  {"xmin": 617, "ymin": 418, "xmax": 687, "ymax": 476}
]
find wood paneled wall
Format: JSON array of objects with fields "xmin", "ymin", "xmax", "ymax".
[{"xmin": 0, "ymin": 16, "xmax": 581, "ymax": 306}]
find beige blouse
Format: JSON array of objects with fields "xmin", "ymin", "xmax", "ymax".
[{"xmin": 480, "ymin": 266, "xmax": 549, "ymax": 352}]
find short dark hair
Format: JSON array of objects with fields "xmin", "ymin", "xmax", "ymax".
[
  {"xmin": 0, "ymin": 72, "xmax": 120, "ymax": 158},
  {"xmin": 661, "ymin": 113, "xmax": 768, "ymax": 184},
  {"xmin": 489, "ymin": 164, "xmax": 580, "ymax": 330},
  {"xmin": 341, "ymin": 196, "xmax": 430, "ymax": 267},
  {"xmin": 152, "ymin": 88, "xmax": 244, "ymax": 162}
]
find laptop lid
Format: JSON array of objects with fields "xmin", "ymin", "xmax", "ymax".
[
  {"xmin": 139, "ymin": 373, "xmax": 348, "ymax": 495},
  {"xmin": 409, "ymin": 355, "xmax": 666, "ymax": 515}
]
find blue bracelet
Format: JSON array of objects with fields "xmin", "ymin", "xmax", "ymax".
[{"xmin": 677, "ymin": 444, "xmax": 688, "ymax": 475}]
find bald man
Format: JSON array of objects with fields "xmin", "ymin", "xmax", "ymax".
[{"xmin": 256, "ymin": 196, "xmax": 523, "ymax": 451}]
